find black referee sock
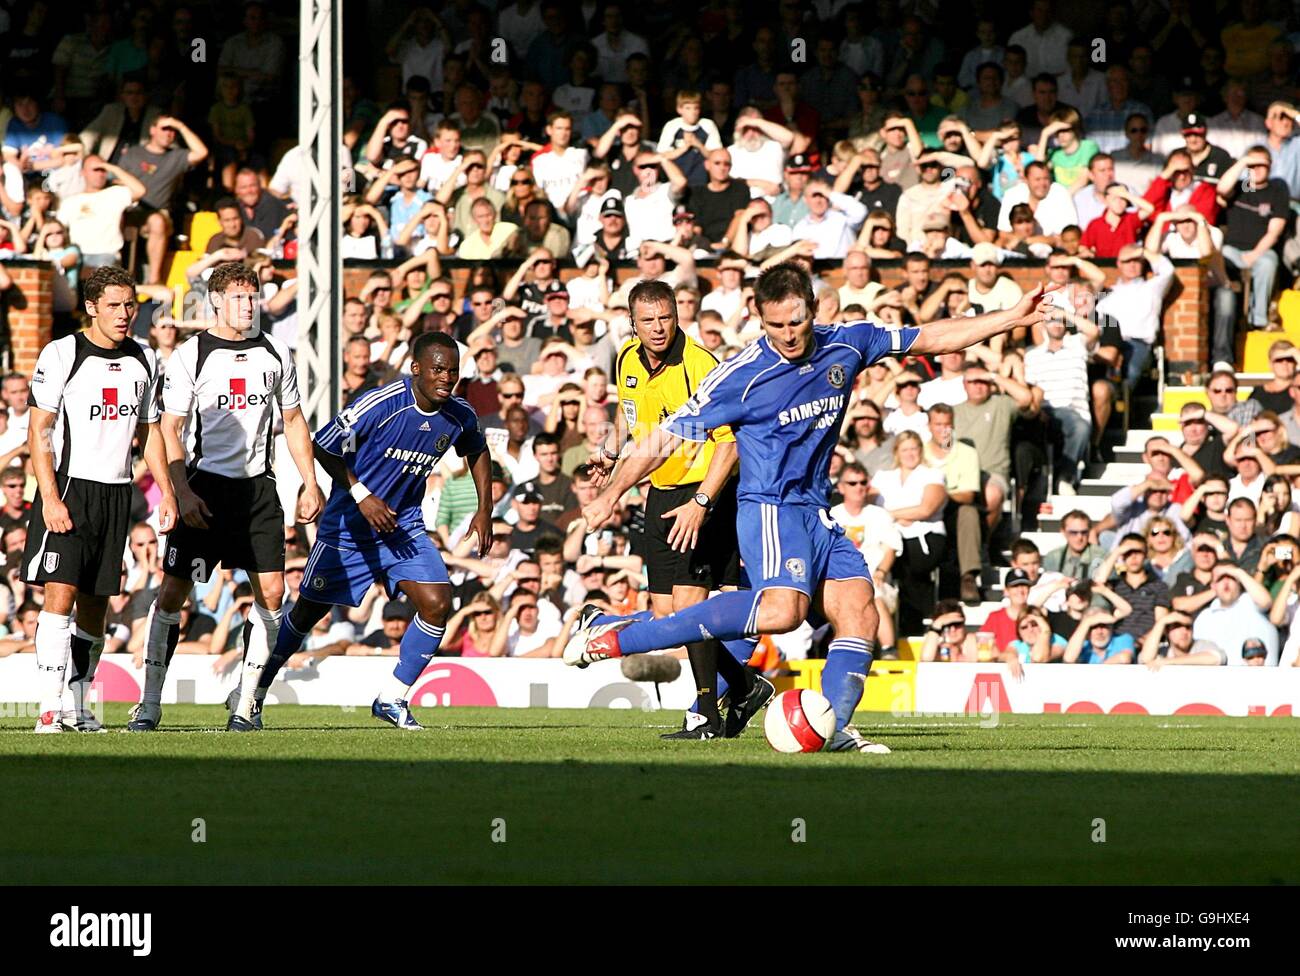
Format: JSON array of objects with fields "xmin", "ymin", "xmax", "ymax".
[{"xmin": 686, "ymin": 641, "xmax": 721, "ymax": 725}]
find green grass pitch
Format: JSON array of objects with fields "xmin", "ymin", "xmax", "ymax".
[{"xmin": 3, "ymin": 706, "xmax": 1297, "ymax": 884}]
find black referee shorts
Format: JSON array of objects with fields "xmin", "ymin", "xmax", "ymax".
[
  {"xmin": 163, "ymin": 470, "xmax": 286, "ymax": 583},
  {"xmin": 23, "ymin": 475, "xmax": 133, "ymax": 596},
  {"xmin": 642, "ymin": 477, "xmax": 741, "ymax": 595}
]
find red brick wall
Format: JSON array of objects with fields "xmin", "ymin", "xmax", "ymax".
[
  {"xmin": 4, "ymin": 259, "xmax": 1210, "ymax": 380},
  {"xmin": 4, "ymin": 262, "xmax": 53, "ymax": 375}
]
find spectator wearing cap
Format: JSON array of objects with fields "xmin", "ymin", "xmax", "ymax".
[
  {"xmin": 1216, "ymin": 146, "xmax": 1288, "ymax": 333},
  {"xmin": 1080, "ymin": 183, "xmax": 1152, "ymax": 258},
  {"xmin": 622, "ymin": 148, "xmax": 687, "ymax": 249},
  {"xmin": 585, "ymin": 195, "xmax": 632, "ymax": 261},
  {"xmin": 1085, "ymin": 67, "xmax": 1154, "ymax": 154},
  {"xmin": 1192, "ymin": 560, "xmax": 1279, "ymax": 665},
  {"xmin": 771, "ymin": 152, "xmax": 815, "ymax": 228},
  {"xmin": 727, "ymin": 109, "xmax": 797, "ymax": 199},
  {"xmin": 1209, "ymin": 80, "xmax": 1267, "ymax": 161},
  {"xmin": 981, "ymin": 568, "xmax": 1035, "ymax": 652},
  {"xmin": 1179, "ymin": 114, "xmax": 1233, "ymax": 183},
  {"xmin": 508, "ymin": 484, "xmax": 563, "ymax": 552},
  {"xmin": 1091, "ymin": 532, "xmax": 1171, "ymax": 644},
  {"xmin": 593, "ymin": 112, "xmax": 654, "ymax": 197},
  {"xmin": 350, "ymin": 600, "xmax": 414, "ymax": 655},
  {"xmin": 792, "ymin": 178, "xmax": 867, "ymax": 260}
]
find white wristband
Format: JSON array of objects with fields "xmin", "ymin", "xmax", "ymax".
[{"xmin": 349, "ymin": 482, "xmax": 373, "ymax": 504}]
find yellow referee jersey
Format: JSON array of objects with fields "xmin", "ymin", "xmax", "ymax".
[{"xmin": 616, "ymin": 330, "xmax": 735, "ymax": 490}]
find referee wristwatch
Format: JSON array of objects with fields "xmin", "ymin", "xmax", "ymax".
[
  {"xmin": 692, "ymin": 491, "xmax": 712, "ymax": 510},
  {"xmin": 600, "ymin": 446, "xmax": 620, "ymax": 462}
]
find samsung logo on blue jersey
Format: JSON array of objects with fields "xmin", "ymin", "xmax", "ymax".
[{"xmin": 778, "ymin": 394, "xmax": 845, "ymax": 427}]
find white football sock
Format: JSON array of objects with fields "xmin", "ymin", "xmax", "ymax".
[
  {"xmin": 238, "ymin": 603, "xmax": 282, "ymax": 720},
  {"xmin": 380, "ymin": 672, "xmax": 414, "ymax": 704},
  {"xmin": 141, "ymin": 604, "xmax": 181, "ymax": 707},
  {"xmin": 35, "ymin": 611, "xmax": 73, "ymax": 717},
  {"xmin": 64, "ymin": 626, "xmax": 105, "ymax": 721}
]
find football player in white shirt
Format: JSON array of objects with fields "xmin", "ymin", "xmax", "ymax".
[
  {"xmin": 531, "ymin": 111, "xmax": 589, "ymax": 212},
  {"xmin": 127, "ymin": 262, "xmax": 325, "ymax": 732},
  {"xmin": 25, "ymin": 266, "xmax": 178, "ymax": 732}
]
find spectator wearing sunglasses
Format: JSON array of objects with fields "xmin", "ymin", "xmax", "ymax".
[
  {"xmin": 920, "ymin": 600, "xmax": 978, "ymax": 662},
  {"xmin": 1085, "ymin": 67, "xmax": 1153, "ymax": 154},
  {"xmin": 1140, "ymin": 612, "xmax": 1227, "ymax": 667},
  {"xmin": 1043, "ymin": 509, "xmax": 1106, "ymax": 579}
]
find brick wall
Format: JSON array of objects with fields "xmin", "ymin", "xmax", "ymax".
[
  {"xmin": 3, "ymin": 261, "xmax": 53, "ymax": 375},
  {"xmin": 3, "ymin": 258, "xmax": 1210, "ymax": 381}
]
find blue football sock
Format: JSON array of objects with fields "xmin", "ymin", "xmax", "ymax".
[
  {"xmin": 393, "ymin": 615, "xmax": 445, "ymax": 687},
  {"xmin": 821, "ymin": 638, "xmax": 874, "ymax": 731},
  {"xmin": 258, "ymin": 614, "xmax": 309, "ymax": 690},
  {"xmin": 618, "ymin": 589, "xmax": 763, "ymax": 655},
  {"xmin": 592, "ymin": 609, "xmax": 653, "ymax": 628}
]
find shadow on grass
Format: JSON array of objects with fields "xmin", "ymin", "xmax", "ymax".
[{"xmin": 4, "ymin": 756, "xmax": 1295, "ymax": 884}]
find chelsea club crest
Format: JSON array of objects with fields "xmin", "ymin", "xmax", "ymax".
[{"xmin": 827, "ymin": 364, "xmax": 846, "ymax": 389}]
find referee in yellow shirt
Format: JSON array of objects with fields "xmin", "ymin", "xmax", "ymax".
[{"xmin": 589, "ymin": 280, "xmax": 771, "ymax": 739}]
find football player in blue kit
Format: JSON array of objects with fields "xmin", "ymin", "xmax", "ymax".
[
  {"xmin": 250, "ymin": 332, "xmax": 496, "ymax": 730},
  {"xmin": 570, "ymin": 263, "xmax": 1050, "ymax": 752}
]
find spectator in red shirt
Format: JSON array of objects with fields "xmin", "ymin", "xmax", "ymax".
[
  {"xmin": 1081, "ymin": 183, "xmax": 1152, "ymax": 257},
  {"xmin": 1142, "ymin": 148, "xmax": 1221, "ymax": 224},
  {"xmin": 764, "ymin": 72, "xmax": 820, "ymax": 148},
  {"xmin": 980, "ymin": 567, "xmax": 1034, "ymax": 651}
]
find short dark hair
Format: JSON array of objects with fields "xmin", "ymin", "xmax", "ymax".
[
  {"xmin": 1120, "ymin": 532, "xmax": 1147, "ymax": 548},
  {"xmin": 628, "ymin": 279, "xmax": 677, "ymax": 318},
  {"xmin": 754, "ymin": 261, "xmax": 815, "ymax": 313},
  {"xmin": 214, "ymin": 195, "xmax": 240, "ymax": 213},
  {"xmin": 903, "ymin": 250, "xmax": 931, "ymax": 267},
  {"xmin": 1228, "ymin": 497, "xmax": 1257, "ymax": 516},
  {"xmin": 933, "ymin": 598, "xmax": 965, "ymax": 621},
  {"xmin": 535, "ymin": 535, "xmax": 563, "ymax": 558},
  {"xmin": 532, "ymin": 431, "xmax": 561, "ymax": 450},
  {"xmin": 411, "ymin": 331, "xmax": 458, "ymax": 362},
  {"xmin": 928, "ymin": 402, "xmax": 954, "ymax": 420},
  {"xmin": 208, "ymin": 261, "xmax": 258, "ymax": 295},
  {"xmin": 1010, "ymin": 539, "xmax": 1040, "ymax": 559},
  {"xmin": 1063, "ymin": 509, "xmax": 1093, "ymax": 527},
  {"xmin": 84, "ymin": 265, "xmax": 135, "ymax": 305}
]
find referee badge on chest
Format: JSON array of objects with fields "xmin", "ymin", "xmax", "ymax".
[{"xmin": 827, "ymin": 364, "xmax": 847, "ymax": 389}]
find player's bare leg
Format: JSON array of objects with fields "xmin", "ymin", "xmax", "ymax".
[
  {"xmin": 33, "ymin": 582, "xmax": 79, "ymax": 733},
  {"xmin": 371, "ymin": 581, "xmax": 452, "ymax": 731},
  {"xmin": 817, "ymin": 577, "xmax": 890, "ymax": 754},
  {"xmin": 129, "ymin": 573, "xmax": 194, "ymax": 731},
  {"xmin": 226, "ymin": 570, "xmax": 285, "ymax": 730},
  {"xmin": 63, "ymin": 596, "xmax": 109, "ymax": 731}
]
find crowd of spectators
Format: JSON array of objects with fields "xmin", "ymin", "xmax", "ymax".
[{"xmin": 3, "ymin": 0, "xmax": 1300, "ymax": 670}]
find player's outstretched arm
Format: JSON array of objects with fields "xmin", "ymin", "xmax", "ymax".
[
  {"xmin": 282, "ymin": 406, "xmax": 325, "ymax": 523},
  {"xmin": 583, "ymin": 425, "xmax": 683, "ymax": 532},
  {"xmin": 28, "ymin": 407, "xmax": 72, "ymax": 533},
  {"xmin": 140, "ymin": 421, "xmax": 177, "ymax": 533},
  {"xmin": 907, "ymin": 284, "xmax": 1052, "ymax": 356},
  {"xmin": 466, "ymin": 448, "xmax": 497, "ymax": 558}
]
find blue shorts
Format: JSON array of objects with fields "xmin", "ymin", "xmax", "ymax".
[
  {"xmin": 738, "ymin": 501, "xmax": 871, "ymax": 597},
  {"xmin": 300, "ymin": 530, "xmax": 449, "ymax": 607}
]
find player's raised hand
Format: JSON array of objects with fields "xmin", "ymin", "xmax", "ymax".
[
  {"xmin": 469, "ymin": 507, "xmax": 495, "ymax": 558},
  {"xmin": 177, "ymin": 488, "xmax": 212, "ymax": 530},
  {"xmin": 582, "ymin": 492, "xmax": 617, "ymax": 533},
  {"xmin": 297, "ymin": 484, "xmax": 326, "ymax": 524},
  {"xmin": 358, "ymin": 495, "xmax": 398, "ymax": 534},
  {"xmin": 43, "ymin": 496, "xmax": 74, "ymax": 534},
  {"xmin": 664, "ymin": 497, "xmax": 707, "ymax": 553}
]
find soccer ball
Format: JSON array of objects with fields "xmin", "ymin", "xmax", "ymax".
[{"xmin": 764, "ymin": 689, "xmax": 837, "ymax": 753}]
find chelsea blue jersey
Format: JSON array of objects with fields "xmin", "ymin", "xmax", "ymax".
[
  {"xmin": 663, "ymin": 321, "xmax": 919, "ymax": 508},
  {"xmin": 314, "ymin": 378, "xmax": 487, "ymax": 546}
]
